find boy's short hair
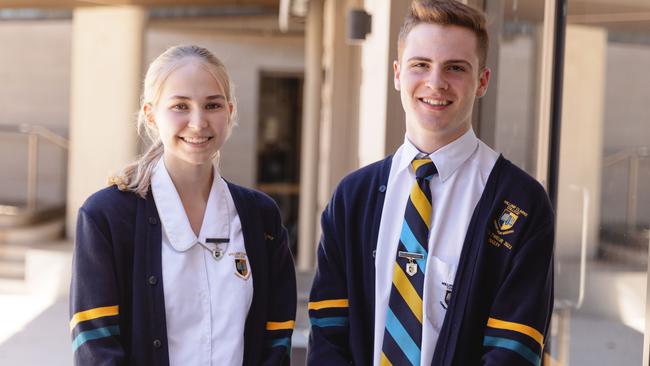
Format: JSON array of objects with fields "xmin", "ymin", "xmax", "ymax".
[{"xmin": 398, "ymin": 0, "xmax": 489, "ymax": 70}]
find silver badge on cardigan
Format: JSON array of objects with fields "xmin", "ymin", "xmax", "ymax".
[
  {"xmin": 398, "ymin": 251, "xmax": 424, "ymax": 277},
  {"xmin": 230, "ymin": 252, "xmax": 250, "ymax": 280}
]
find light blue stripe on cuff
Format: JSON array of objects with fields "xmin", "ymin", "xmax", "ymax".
[
  {"xmin": 310, "ymin": 316, "xmax": 349, "ymax": 328},
  {"xmin": 385, "ymin": 308, "xmax": 420, "ymax": 366},
  {"xmin": 268, "ymin": 337, "xmax": 291, "ymax": 348},
  {"xmin": 483, "ymin": 336, "xmax": 541, "ymax": 366},
  {"xmin": 400, "ymin": 220, "xmax": 427, "ymax": 272},
  {"xmin": 71, "ymin": 325, "xmax": 120, "ymax": 353}
]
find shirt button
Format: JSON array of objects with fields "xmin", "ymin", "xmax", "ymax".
[
  {"xmin": 149, "ymin": 217, "xmax": 158, "ymax": 225},
  {"xmin": 379, "ymin": 185, "xmax": 387, "ymax": 193},
  {"xmin": 153, "ymin": 339, "xmax": 162, "ymax": 348},
  {"xmin": 148, "ymin": 275, "xmax": 158, "ymax": 285}
]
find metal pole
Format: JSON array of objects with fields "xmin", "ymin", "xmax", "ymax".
[
  {"xmin": 297, "ymin": 0, "xmax": 324, "ymax": 271},
  {"xmin": 27, "ymin": 134, "xmax": 38, "ymax": 211},
  {"xmin": 628, "ymin": 154, "xmax": 639, "ymax": 231}
]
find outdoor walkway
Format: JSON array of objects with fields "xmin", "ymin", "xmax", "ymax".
[{"xmin": 0, "ymin": 241, "xmax": 644, "ymax": 365}]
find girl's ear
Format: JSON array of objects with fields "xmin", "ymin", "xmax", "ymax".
[{"xmin": 143, "ymin": 103, "xmax": 156, "ymax": 127}]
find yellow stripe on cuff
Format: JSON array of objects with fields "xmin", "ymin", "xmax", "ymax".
[
  {"xmin": 308, "ymin": 299, "xmax": 349, "ymax": 310},
  {"xmin": 70, "ymin": 305, "xmax": 119, "ymax": 331},
  {"xmin": 487, "ymin": 317, "xmax": 544, "ymax": 347},
  {"xmin": 266, "ymin": 320, "xmax": 295, "ymax": 331}
]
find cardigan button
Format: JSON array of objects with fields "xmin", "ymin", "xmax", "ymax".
[
  {"xmin": 378, "ymin": 185, "xmax": 387, "ymax": 193},
  {"xmin": 153, "ymin": 339, "xmax": 162, "ymax": 348},
  {"xmin": 148, "ymin": 275, "xmax": 158, "ymax": 286},
  {"xmin": 148, "ymin": 217, "xmax": 158, "ymax": 225}
]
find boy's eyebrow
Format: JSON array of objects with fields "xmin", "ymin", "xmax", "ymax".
[
  {"xmin": 406, "ymin": 56, "xmax": 432, "ymax": 63},
  {"xmin": 406, "ymin": 57, "xmax": 474, "ymax": 70},
  {"xmin": 445, "ymin": 59, "xmax": 473, "ymax": 70}
]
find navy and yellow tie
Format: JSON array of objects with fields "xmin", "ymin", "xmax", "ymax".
[{"xmin": 381, "ymin": 158, "xmax": 437, "ymax": 366}]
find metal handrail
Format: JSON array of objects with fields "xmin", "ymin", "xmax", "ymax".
[
  {"xmin": 603, "ymin": 147, "xmax": 649, "ymax": 230},
  {"xmin": 0, "ymin": 124, "xmax": 69, "ymax": 211}
]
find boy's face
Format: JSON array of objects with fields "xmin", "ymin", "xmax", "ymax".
[{"xmin": 394, "ymin": 23, "xmax": 490, "ymax": 152}]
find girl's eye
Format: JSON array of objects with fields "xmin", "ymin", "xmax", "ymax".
[
  {"xmin": 171, "ymin": 103, "xmax": 188, "ymax": 111},
  {"xmin": 205, "ymin": 103, "xmax": 223, "ymax": 110}
]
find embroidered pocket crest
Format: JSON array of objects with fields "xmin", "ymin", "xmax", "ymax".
[{"xmin": 229, "ymin": 252, "xmax": 250, "ymax": 280}]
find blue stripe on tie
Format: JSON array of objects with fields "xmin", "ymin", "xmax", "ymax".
[
  {"xmin": 385, "ymin": 308, "xmax": 420, "ymax": 366},
  {"xmin": 268, "ymin": 337, "xmax": 291, "ymax": 348},
  {"xmin": 310, "ymin": 316, "xmax": 349, "ymax": 328},
  {"xmin": 400, "ymin": 220, "xmax": 427, "ymax": 272},
  {"xmin": 483, "ymin": 336, "xmax": 541, "ymax": 366},
  {"xmin": 71, "ymin": 325, "xmax": 120, "ymax": 353}
]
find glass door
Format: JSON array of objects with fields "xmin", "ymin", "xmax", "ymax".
[
  {"xmin": 551, "ymin": 0, "xmax": 650, "ymax": 364},
  {"xmin": 482, "ymin": 0, "xmax": 650, "ymax": 364}
]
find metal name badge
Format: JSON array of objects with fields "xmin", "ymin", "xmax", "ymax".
[
  {"xmin": 206, "ymin": 238, "xmax": 229, "ymax": 261},
  {"xmin": 406, "ymin": 262, "xmax": 418, "ymax": 276},
  {"xmin": 212, "ymin": 249, "xmax": 224, "ymax": 260},
  {"xmin": 398, "ymin": 251, "xmax": 424, "ymax": 277}
]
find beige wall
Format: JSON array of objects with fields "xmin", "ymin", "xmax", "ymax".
[
  {"xmin": 358, "ymin": 0, "xmax": 409, "ymax": 166},
  {"xmin": 67, "ymin": 6, "xmax": 145, "ymax": 234},
  {"xmin": 0, "ymin": 20, "xmax": 71, "ymax": 206},
  {"xmin": 601, "ymin": 42, "xmax": 650, "ymax": 227},
  {"xmin": 556, "ymin": 25, "xmax": 607, "ymax": 259}
]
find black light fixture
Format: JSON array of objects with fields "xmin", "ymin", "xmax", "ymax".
[{"xmin": 347, "ymin": 8, "xmax": 372, "ymax": 44}]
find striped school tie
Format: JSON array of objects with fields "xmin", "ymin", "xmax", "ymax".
[{"xmin": 381, "ymin": 158, "xmax": 437, "ymax": 366}]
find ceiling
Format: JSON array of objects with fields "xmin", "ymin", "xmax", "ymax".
[{"xmin": 0, "ymin": 0, "xmax": 278, "ymax": 8}]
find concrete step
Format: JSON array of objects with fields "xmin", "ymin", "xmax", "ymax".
[
  {"xmin": 0, "ymin": 260, "xmax": 25, "ymax": 280},
  {"xmin": 0, "ymin": 204, "xmax": 65, "ymax": 228},
  {"xmin": 0, "ymin": 277, "xmax": 28, "ymax": 294},
  {"xmin": 600, "ymin": 241, "xmax": 648, "ymax": 268},
  {"xmin": 0, "ymin": 216, "xmax": 65, "ymax": 244}
]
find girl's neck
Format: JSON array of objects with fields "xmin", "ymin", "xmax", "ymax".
[{"xmin": 163, "ymin": 155, "xmax": 213, "ymax": 202}]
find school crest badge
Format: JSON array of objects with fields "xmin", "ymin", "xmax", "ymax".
[
  {"xmin": 230, "ymin": 252, "xmax": 250, "ymax": 280},
  {"xmin": 497, "ymin": 209, "xmax": 519, "ymax": 232},
  {"xmin": 493, "ymin": 200, "xmax": 527, "ymax": 236}
]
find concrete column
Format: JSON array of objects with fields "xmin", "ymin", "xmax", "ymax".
[
  {"xmin": 316, "ymin": 0, "xmax": 361, "ymax": 217},
  {"xmin": 358, "ymin": 0, "xmax": 409, "ymax": 166},
  {"xmin": 297, "ymin": 0, "xmax": 324, "ymax": 271},
  {"xmin": 67, "ymin": 6, "xmax": 146, "ymax": 236},
  {"xmin": 555, "ymin": 25, "xmax": 606, "ymax": 260}
]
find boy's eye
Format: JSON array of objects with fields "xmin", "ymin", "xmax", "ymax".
[
  {"xmin": 411, "ymin": 62, "xmax": 429, "ymax": 69},
  {"xmin": 448, "ymin": 65, "xmax": 466, "ymax": 72}
]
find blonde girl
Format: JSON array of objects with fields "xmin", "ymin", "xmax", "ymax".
[{"xmin": 69, "ymin": 45, "xmax": 296, "ymax": 366}]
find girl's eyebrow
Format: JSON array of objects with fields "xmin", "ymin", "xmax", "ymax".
[{"xmin": 168, "ymin": 95, "xmax": 226, "ymax": 100}]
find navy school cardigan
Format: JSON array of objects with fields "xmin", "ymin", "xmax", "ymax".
[
  {"xmin": 308, "ymin": 155, "xmax": 555, "ymax": 366},
  {"xmin": 69, "ymin": 182, "xmax": 296, "ymax": 366}
]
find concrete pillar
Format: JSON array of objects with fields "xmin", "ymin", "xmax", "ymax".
[
  {"xmin": 67, "ymin": 6, "xmax": 146, "ymax": 236},
  {"xmin": 358, "ymin": 0, "xmax": 409, "ymax": 166},
  {"xmin": 316, "ymin": 0, "xmax": 361, "ymax": 218},
  {"xmin": 555, "ymin": 25, "xmax": 606, "ymax": 260},
  {"xmin": 297, "ymin": 0, "xmax": 324, "ymax": 271}
]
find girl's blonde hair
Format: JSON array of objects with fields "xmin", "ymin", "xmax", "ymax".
[{"xmin": 109, "ymin": 45, "xmax": 237, "ymax": 198}]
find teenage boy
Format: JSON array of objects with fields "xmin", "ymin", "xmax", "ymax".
[{"xmin": 307, "ymin": 1, "xmax": 554, "ymax": 365}]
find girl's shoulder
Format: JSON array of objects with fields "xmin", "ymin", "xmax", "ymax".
[
  {"xmin": 80, "ymin": 184, "xmax": 143, "ymax": 222},
  {"xmin": 225, "ymin": 181, "xmax": 277, "ymax": 211}
]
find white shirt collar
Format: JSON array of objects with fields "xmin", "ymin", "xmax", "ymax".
[
  {"xmin": 398, "ymin": 129, "xmax": 479, "ymax": 182},
  {"xmin": 151, "ymin": 158, "xmax": 228, "ymax": 251}
]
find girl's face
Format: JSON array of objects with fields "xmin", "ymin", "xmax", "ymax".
[{"xmin": 147, "ymin": 60, "xmax": 232, "ymax": 173}]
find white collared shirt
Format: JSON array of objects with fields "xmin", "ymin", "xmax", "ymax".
[
  {"xmin": 151, "ymin": 158, "xmax": 253, "ymax": 366},
  {"xmin": 373, "ymin": 129, "xmax": 498, "ymax": 366}
]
